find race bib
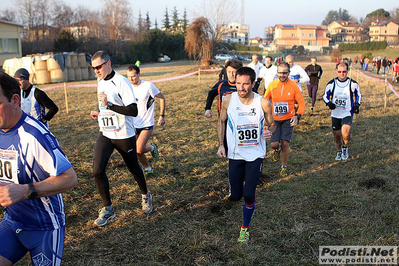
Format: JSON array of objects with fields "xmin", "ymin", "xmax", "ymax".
[
  {"xmin": 98, "ymin": 112, "xmax": 120, "ymax": 132},
  {"xmin": 0, "ymin": 149, "xmax": 19, "ymax": 184},
  {"xmin": 274, "ymin": 102, "xmax": 289, "ymax": 116},
  {"xmin": 334, "ymin": 95, "xmax": 348, "ymax": 109},
  {"xmin": 236, "ymin": 124, "xmax": 259, "ymax": 147}
]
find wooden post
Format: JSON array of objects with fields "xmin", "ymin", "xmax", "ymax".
[
  {"xmin": 64, "ymin": 82, "xmax": 69, "ymax": 114},
  {"xmin": 198, "ymin": 68, "xmax": 201, "ymax": 83},
  {"xmin": 384, "ymin": 76, "xmax": 387, "ymax": 108}
]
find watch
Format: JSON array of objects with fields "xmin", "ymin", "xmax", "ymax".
[
  {"xmin": 296, "ymin": 114, "xmax": 302, "ymax": 120},
  {"xmin": 28, "ymin": 183, "xmax": 38, "ymax": 199},
  {"xmin": 106, "ymin": 101, "xmax": 113, "ymax": 109}
]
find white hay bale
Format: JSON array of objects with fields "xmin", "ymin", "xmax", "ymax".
[
  {"xmin": 81, "ymin": 67, "xmax": 89, "ymax": 80},
  {"xmin": 74, "ymin": 68, "xmax": 82, "ymax": 81},
  {"xmin": 70, "ymin": 54, "xmax": 78, "ymax": 68},
  {"xmin": 88, "ymin": 67, "xmax": 96, "ymax": 80},
  {"xmin": 62, "ymin": 68, "xmax": 68, "ymax": 82},
  {"xmin": 78, "ymin": 53, "xmax": 87, "ymax": 67},
  {"xmin": 67, "ymin": 68, "xmax": 75, "ymax": 81}
]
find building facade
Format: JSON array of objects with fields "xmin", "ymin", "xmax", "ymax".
[
  {"xmin": 328, "ymin": 21, "xmax": 366, "ymax": 43},
  {"xmin": 273, "ymin": 24, "xmax": 330, "ymax": 51},
  {"xmin": 0, "ymin": 20, "xmax": 24, "ymax": 66},
  {"xmin": 369, "ymin": 21, "xmax": 399, "ymax": 44},
  {"xmin": 219, "ymin": 22, "xmax": 249, "ymax": 45}
]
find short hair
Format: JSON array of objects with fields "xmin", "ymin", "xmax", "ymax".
[
  {"xmin": 236, "ymin": 67, "xmax": 256, "ymax": 83},
  {"xmin": 278, "ymin": 62, "xmax": 290, "ymax": 72},
  {"xmin": 311, "ymin": 57, "xmax": 317, "ymax": 60},
  {"xmin": 265, "ymin": 55, "xmax": 273, "ymax": 61},
  {"xmin": 336, "ymin": 62, "xmax": 349, "ymax": 70},
  {"xmin": 92, "ymin": 50, "xmax": 111, "ymax": 63},
  {"xmin": 127, "ymin": 65, "xmax": 140, "ymax": 74},
  {"xmin": 225, "ymin": 59, "xmax": 243, "ymax": 70},
  {"xmin": 14, "ymin": 68, "xmax": 30, "ymax": 80},
  {"xmin": 0, "ymin": 71, "xmax": 20, "ymax": 102}
]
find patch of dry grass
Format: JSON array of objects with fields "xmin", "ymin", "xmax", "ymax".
[{"xmin": 3, "ymin": 61, "xmax": 399, "ymax": 265}]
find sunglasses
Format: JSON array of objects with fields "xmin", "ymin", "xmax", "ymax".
[
  {"xmin": 278, "ymin": 72, "xmax": 289, "ymax": 75},
  {"xmin": 338, "ymin": 71, "xmax": 347, "ymax": 74},
  {"xmin": 92, "ymin": 60, "xmax": 109, "ymax": 71}
]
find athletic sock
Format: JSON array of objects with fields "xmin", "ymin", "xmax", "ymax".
[
  {"xmin": 144, "ymin": 166, "xmax": 152, "ymax": 171},
  {"xmin": 150, "ymin": 145, "xmax": 155, "ymax": 152},
  {"xmin": 242, "ymin": 202, "xmax": 256, "ymax": 228}
]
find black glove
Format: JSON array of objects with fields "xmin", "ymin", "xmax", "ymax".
[
  {"xmin": 353, "ymin": 102, "xmax": 360, "ymax": 114},
  {"xmin": 327, "ymin": 101, "xmax": 336, "ymax": 110}
]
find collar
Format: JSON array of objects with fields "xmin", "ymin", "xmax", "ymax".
[{"xmin": 104, "ymin": 70, "xmax": 116, "ymax": 80}]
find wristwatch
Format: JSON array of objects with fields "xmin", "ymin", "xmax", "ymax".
[
  {"xmin": 106, "ymin": 101, "xmax": 113, "ymax": 109},
  {"xmin": 28, "ymin": 183, "xmax": 38, "ymax": 199},
  {"xmin": 296, "ymin": 114, "xmax": 302, "ymax": 120}
]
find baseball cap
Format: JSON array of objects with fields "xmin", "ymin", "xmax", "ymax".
[{"xmin": 14, "ymin": 68, "xmax": 30, "ymax": 80}]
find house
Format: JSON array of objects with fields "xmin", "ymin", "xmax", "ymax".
[
  {"xmin": 369, "ymin": 21, "xmax": 399, "ymax": 44},
  {"xmin": 273, "ymin": 24, "xmax": 330, "ymax": 51},
  {"xmin": 0, "ymin": 20, "xmax": 25, "ymax": 66},
  {"xmin": 328, "ymin": 21, "xmax": 366, "ymax": 43},
  {"xmin": 62, "ymin": 20, "xmax": 106, "ymax": 40},
  {"xmin": 219, "ymin": 22, "xmax": 249, "ymax": 45}
]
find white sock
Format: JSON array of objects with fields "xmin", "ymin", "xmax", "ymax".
[
  {"xmin": 144, "ymin": 166, "xmax": 152, "ymax": 171},
  {"xmin": 150, "ymin": 145, "xmax": 154, "ymax": 152}
]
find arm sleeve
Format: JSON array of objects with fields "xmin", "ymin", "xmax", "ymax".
[
  {"xmin": 34, "ymin": 89, "xmax": 59, "ymax": 121},
  {"xmin": 318, "ymin": 66, "xmax": 323, "ymax": 79},
  {"xmin": 322, "ymin": 81, "xmax": 334, "ymax": 104},
  {"xmin": 205, "ymin": 81, "xmax": 221, "ymax": 110},
  {"xmin": 108, "ymin": 103, "xmax": 138, "ymax": 116},
  {"xmin": 298, "ymin": 67, "xmax": 310, "ymax": 84},
  {"xmin": 295, "ymin": 87, "xmax": 306, "ymax": 116},
  {"xmin": 352, "ymin": 82, "xmax": 361, "ymax": 104}
]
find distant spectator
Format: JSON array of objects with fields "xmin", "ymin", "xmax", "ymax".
[{"xmin": 135, "ymin": 59, "xmax": 141, "ymax": 67}]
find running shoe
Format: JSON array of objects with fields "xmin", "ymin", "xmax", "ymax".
[
  {"xmin": 150, "ymin": 143, "xmax": 159, "ymax": 161},
  {"xmin": 94, "ymin": 206, "xmax": 116, "ymax": 227},
  {"xmin": 144, "ymin": 168, "xmax": 153, "ymax": 176},
  {"xmin": 237, "ymin": 227, "xmax": 249, "ymax": 242},
  {"xmin": 341, "ymin": 146, "xmax": 349, "ymax": 161},
  {"xmin": 272, "ymin": 149, "xmax": 281, "ymax": 162},
  {"xmin": 280, "ymin": 166, "xmax": 288, "ymax": 177},
  {"xmin": 335, "ymin": 151, "xmax": 342, "ymax": 161},
  {"xmin": 142, "ymin": 193, "xmax": 153, "ymax": 214}
]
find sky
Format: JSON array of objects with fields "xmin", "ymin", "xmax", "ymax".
[{"xmin": 2, "ymin": 0, "xmax": 398, "ymax": 38}]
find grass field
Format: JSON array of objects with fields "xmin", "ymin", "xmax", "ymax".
[{"xmin": 3, "ymin": 60, "xmax": 399, "ymax": 265}]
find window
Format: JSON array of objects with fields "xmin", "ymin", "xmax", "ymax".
[{"xmin": 0, "ymin": 38, "xmax": 19, "ymax": 54}]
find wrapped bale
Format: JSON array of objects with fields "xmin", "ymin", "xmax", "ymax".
[
  {"xmin": 47, "ymin": 58, "xmax": 61, "ymax": 71},
  {"xmin": 35, "ymin": 70, "xmax": 50, "ymax": 84},
  {"xmin": 74, "ymin": 68, "xmax": 82, "ymax": 81},
  {"xmin": 67, "ymin": 68, "xmax": 75, "ymax": 81},
  {"xmin": 70, "ymin": 54, "xmax": 78, "ymax": 68},
  {"xmin": 50, "ymin": 69, "xmax": 64, "ymax": 83},
  {"xmin": 81, "ymin": 67, "xmax": 89, "ymax": 80},
  {"xmin": 34, "ymin": 59, "xmax": 47, "ymax": 71},
  {"xmin": 62, "ymin": 68, "xmax": 68, "ymax": 82},
  {"xmin": 78, "ymin": 53, "xmax": 86, "ymax": 67},
  {"xmin": 88, "ymin": 67, "xmax": 96, "ymax": 80}
]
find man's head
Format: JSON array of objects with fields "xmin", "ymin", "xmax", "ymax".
[
  {"xmin": 235, "ymin": 67, "xmax": 255, "ymax": 98},
  {"xmin": 91, "ymin": 51, "xmax": 112, "ymax": 80},
  {"xmin": 265, "ymin": 56, "xmax": 273, "ymax": 67},
  {"xmin": 251, "ymin": 54, "xmax": 259, "ymax": 64},
  {"xmin": 277, "ymin": 62, "xmax": 290, "ymax": 82},
  {"xmin": 0, "ymin": 72, "xmax": 22, "ymax": 131},
  {"xmin": 225, "ymin": 59, "xmax": 243, "ymax": 83},
  {"xmin": 126, "ymin": 65, "xmax": 141, "ymax": 86},
  {"xmin": 336, "ymin": 62, "xmax": 349, "ymax": 81},
  {"xmin": 311, "ymin": 57, "xmax": 317, "ymax": 66},
  {"xmin": 285, "ymin": 55, "xmax": 294, "ymax": 67},
  {"xmin": 14, "ymin": 68, "xmax": 31, "ymax": 90}
]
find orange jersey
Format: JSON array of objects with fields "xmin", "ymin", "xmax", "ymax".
[{"xmin": 264, "ymin": 79, "xmax": 305, "ymax": 121}]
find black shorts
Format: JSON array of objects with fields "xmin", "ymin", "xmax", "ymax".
[
  {"xmin": 332, "ymin": 116, "xmax": 352, "ymax": 131},
  {"xmin": 135, "ymin": 126, "xmax": 154, "ymax": 135}
]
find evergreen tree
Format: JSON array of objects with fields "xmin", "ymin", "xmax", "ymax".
[
  {"xmin": 163, "ymin": 6, "xmax": 170, "ymax": 30},
  {"xmin": 182, "ymin": 8, "xmax": 188, "ymax": 34},
  {"xmin": 155, "ymin": 18, "xmax": 158, "ymax": 29},
  {"xmin": 172, "ymin": 6, "xmax": 179, "ymax": 31},
  {"xmin": 145, "ymin": 12, "xmax": 151, "ymax": 31}
]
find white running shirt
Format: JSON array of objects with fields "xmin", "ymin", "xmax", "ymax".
[{"xmin": 132, "ymin": 80, "xmax": 161, "ymax": 128}]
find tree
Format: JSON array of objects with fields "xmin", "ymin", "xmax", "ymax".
[
  {"xmin": 51, "ymin": 0, "xmax": 74, "ymax": 37},
  {"xmin": 145, "ymin": 12, "xmax": 151, "ymax": 31},
  {"xmin": 101, "ymin": 0, "xmax": 133, "ymax": 56},
  {"xmin": 155, "ymin": 18, "xmax": 158, "ymax": 29},
  {"xmin": 163, "ymin": 6, "xmax": 170, "ymax": 31},
  {"xmin": 54, "ymin": 30, "xmax": 78, "ymax": 52},
  {"xmin": 184, "ymin": 17, "xmax": 215, "ymax": 67},
  {"xmin": 0, "ymin": 8, "xmax": 17, "ymax": 22},
  {"xmin": 137, "ymin": 10, "xmax": 145, "ymax": 40},
  {"xmin": 391, "ymin": 7, "xmax": 399, "ymax": 22},
  {"xmin": 195, "ymin": 0, "xmax": 238, "ymax": 42},
  {"xmin": 172, "ymin": 6, "xmax": 179, "ymax": 32},
  {"xmin": 182, "ymin": 8, "xmax": 188, "ymax": 34},
  {"xmin": 322, "ymin": 8, "xmax": 352, "ymax": 25}
]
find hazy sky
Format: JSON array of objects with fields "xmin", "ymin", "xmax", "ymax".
[{"xmin": 2, "ymin": 0, "xmax": 398, "ymax": 38}]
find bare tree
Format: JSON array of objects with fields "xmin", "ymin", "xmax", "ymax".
[
  {"xmin": 51, "ymin": 0, "xmax": 74, "ymax": 36},
  {"xmin": 0, "ymin": 9, "xmax": 18, "ymax": 22},
  {"xmin": 101, "ymin": 0, "xmax": 133, "ymax": 56},
  {"xmin": 17, "ymin": 0, "xmax": 36, "ymax": 41},
  {"xmin": 185, "ymin": 17, "xmax": 214, "ymax": 67},
  {"xmin": 194, "ymin": 0, "xmax": 238, "ymax": 42}
]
